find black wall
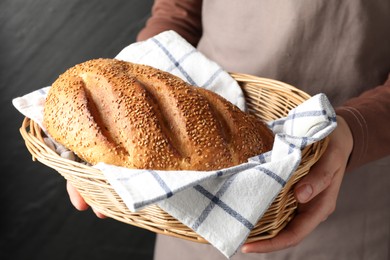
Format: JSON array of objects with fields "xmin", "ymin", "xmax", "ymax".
[{"xmin": 1, "ymin": 1, "xmax": 156, "ymax": 259}]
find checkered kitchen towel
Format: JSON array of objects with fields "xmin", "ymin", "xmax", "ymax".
[
  {"xmin": 96, "ymin": 94, "xmax": 336, "ymax": 258},
  {"xmin": 115, "ymin": 30, "xmax": 246, "ymax": 111},
  {"xmin": 13, "ymin": 30, "xmax": 337, "ymax": 258}
]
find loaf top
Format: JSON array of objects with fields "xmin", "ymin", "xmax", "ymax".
[{"xmin": 43, "ymin": 58, "xmax": 274, "ymax": 171}]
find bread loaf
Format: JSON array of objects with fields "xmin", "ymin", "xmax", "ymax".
[{"xmin": 43, "ymin": 58, "xmax": 273, "ymax": 171}]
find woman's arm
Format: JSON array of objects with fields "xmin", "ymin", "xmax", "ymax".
[
  {"xmin": 336, "ymin": 73, "xmax": 390, "ymax": 171},
  {"xmin": 137, "ymin": 0, "xmax": 203, "ymax": 46}
]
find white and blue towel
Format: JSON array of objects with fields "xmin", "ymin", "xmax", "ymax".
[
  {"xmin": 13, "ymin": 31, "xmax": 337, "ymax": 258},
  {"xmin": 115, "ymin": 30, "xmax": 246, "ymax": 111}
]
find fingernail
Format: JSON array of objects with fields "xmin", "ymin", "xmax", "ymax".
[{"xmin": 296, "ymin": 184, "xmax": 313, "ymax": 203}]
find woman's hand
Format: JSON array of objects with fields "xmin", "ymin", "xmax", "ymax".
[
  {"xmin": 66, "ymin": 181, "xmax": 106, "ymax": 219},
  {"xmin": 241, "ymin": 115, "xmax": 353, "ymax": 253}
]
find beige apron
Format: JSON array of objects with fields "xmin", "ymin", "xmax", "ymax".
[{"xmin": 154, "ymin": 0, "xmax": 390, "ymax": 259}]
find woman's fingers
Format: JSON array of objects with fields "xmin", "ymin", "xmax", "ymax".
[
  {"xmin": 66, "ymin": 181, "xmax": 89, "ymax": 211},
  {"xmin": 295, "ymin": 116, "xmax": 353, "ymax": 204},
  {"xmin": 294, "ymin": 144, "xmax": 341, "ymax": 204},
  {"xmin": 66, "ymin": 181, "xmax": 106, "ymax": 218},
  {"xmin": 92, "ymin": 207, "xmax": 107, "ymax": 219}
]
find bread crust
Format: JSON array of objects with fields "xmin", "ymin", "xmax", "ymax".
[{"xmin": 43, "ymin": 58, "xmax": 273, "ymax": 170}]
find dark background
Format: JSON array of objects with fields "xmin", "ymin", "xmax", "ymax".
[{"xmin": 1, "ymin": 1, "xmax": 157, "ymax": 259}]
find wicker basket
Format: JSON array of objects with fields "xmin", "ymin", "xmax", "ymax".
[{"xmin": 19, "ymin": 73, "xmax": 328, "ymax": 243}]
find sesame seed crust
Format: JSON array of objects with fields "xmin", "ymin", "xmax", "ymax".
[{"xmin": 43, "ymin": 58, "xmax": 274, "ymax": 171}]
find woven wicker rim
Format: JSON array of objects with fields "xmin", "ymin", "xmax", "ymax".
[{"xmin": 19, "ymin": 73, "xmax": 328, "ymax": 243}]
